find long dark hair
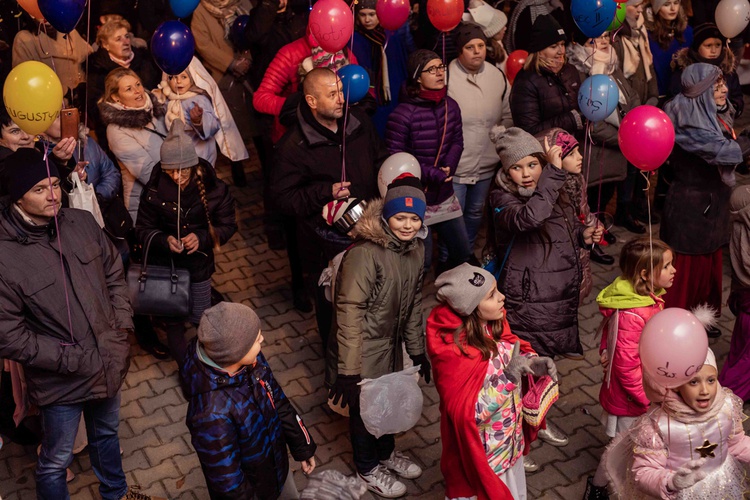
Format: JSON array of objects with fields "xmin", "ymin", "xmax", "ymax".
[
  {"xmin": 646, "ymin": 4, "xmax": 689, "ymax": 49},
  {"xmin": 442, "ymin": 310, "xmax": 506, "ymax": 360}
]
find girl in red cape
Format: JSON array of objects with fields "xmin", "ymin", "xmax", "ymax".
[{"xmin": 426, "ymin": 263, "xmax": 558, "ymax": 500}]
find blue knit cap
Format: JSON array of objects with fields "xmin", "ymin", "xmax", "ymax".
[{"xmin": 382, "ymin": 173, "xmax": 426, "ymax": 221}]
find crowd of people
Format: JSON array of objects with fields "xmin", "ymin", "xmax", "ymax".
[{"xmin": 0, "ymin": 0, "xmax": 749, "ymax": 498}]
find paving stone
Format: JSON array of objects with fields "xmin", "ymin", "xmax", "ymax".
[
  {"xmin": 140, "ymin": 388, "xmax": 183, "ymax": 416},
  {"xmin": 131, "ymin": 459, "xmax": 183, "ymax": 489},
  {"xmin": 143, "ymin": 436, "xmax": 192, "ymax": 467}
]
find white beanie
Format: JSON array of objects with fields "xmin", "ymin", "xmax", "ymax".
[{"xmin": 465, "ymin": 0, "xmax": 508, "ymax": 38}]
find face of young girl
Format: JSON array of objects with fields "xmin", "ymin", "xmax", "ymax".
[
  {"xmin": 508, "ymin": 155, "xmax": 543, "ymax": 191},
  {"xmin": 698, "ymin": 38, "xmax": 723, "ymax": 60},
  {"xmin": 677, "ymin": 364, "xmax": 718, "ymax": 413},
  {"xmin": 658, "ymin": 0, "xmax": 681, "ymax": 22},
  {"xmin": 626, "ymin": 1, "xmax": 644, "ymax": 24},
  {"xmin": 387, "ymin": 212, "xmax": 422, "ymax": 241},
  {"xmin": 590, "ymin": 33, "xmax": 611, "ymax": 51},
  {"xmin": 168, "ymin": 71, "xmax": 193, "ymax": 95},
  {"xmin": 476, "ymin": 285, "xmax": 506, "ymax": 322},
  {"xmin": 653, "ymin": 249, "xmax": 676, "ymax": 289},
  {"xmin": 357, "ymin": 9, "xmax": 379, "ymax": 30},
  {"xmin": 561, "ymin": 147, "xmax": 583, "ymax": 174}
]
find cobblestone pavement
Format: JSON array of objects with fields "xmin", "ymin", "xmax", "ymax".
[{"xmin": 1, "ymin": 152, "xmax": 748, "ymax": 499}]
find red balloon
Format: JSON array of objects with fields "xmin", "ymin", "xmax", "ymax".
[
  {"xmin": 506, "ymin": 50, "xmax": 528, "ymax": 84},
  {"xmin": 308, "ymin": 0, "xmax": 354, "ymax": 53},
  {"xmin": 614, "ymin": 0, "xmax": 628, "ymax": 3},
  {"xmin": 376, "ymin": 0, "xmax": 410, "ymax": 31},
  {"xmin": 618, "ymin": 105, "xmax": 675, "ymax": 171},
  {"xmin": 427, "ymin": 0, "xmax": 463, "ymax": 32}
]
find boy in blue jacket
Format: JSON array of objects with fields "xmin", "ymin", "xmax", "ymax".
[{"xmin": 181, "ymin": 302, "xmax": 316, "ymax": 499}]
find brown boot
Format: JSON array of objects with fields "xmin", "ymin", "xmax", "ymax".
[{"xmin": 120, "ymin": 485, "xmax": 167, "ymax": 500}]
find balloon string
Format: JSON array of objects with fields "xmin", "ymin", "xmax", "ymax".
[
  {"xmin": 333, "ymin": 63, "xmax": 350, "ymax": 187},
  {"xmin": 433, "ymin": 33, "xmax": 448, "ymax": 168},
  {"xmin": 83, "ymin": 0, "xmax": 92, "ymax": 135},
  {"xmin": 641, "ymin": 170, "xmax": 655, "ymax": 295},
  {"xmin": 42, "ymin": 141, "xmax": 76, "ymax": 346}
]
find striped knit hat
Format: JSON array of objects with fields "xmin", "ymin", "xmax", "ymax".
[{"xmin": 383, "ymin": 173, "xmax": 426, "ymax": 221}]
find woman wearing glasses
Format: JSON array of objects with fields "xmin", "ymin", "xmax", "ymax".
[{"xmin": 385, "ymin": 49, "xmax": 471, "ymax": 274}]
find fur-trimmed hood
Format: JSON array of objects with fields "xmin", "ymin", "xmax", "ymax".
[
  {"xmin": 351, "ymin": 198, "xmax": 426, "ymax": 251},
  {"xmin": 98, "ymin": 91, "xmax": 166, "ymax": 129},
  {"xmin": 671, "ymin": 46, "xmax": 735, "ymax": 75}
]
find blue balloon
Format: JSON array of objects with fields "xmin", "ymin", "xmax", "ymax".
[
  {"xmin": 38, "ymin": 0, "xmax": 86, "ymax": 34},
  {"xmin": 578, "ymin": 74, "xmax": 619, "ymax": 122},
  {"xmin": 170, "ymin": 0, "xmax": 200, "ymax": 18},
  {"xmin": 571, "ymin": 0, "xmax": 617, "ymax": 38},
  {"xmin": 151, "ymin": 21, "xmax": 196, "ymax": 76},
  {"xmin": 337, "ymin": 65, "xmax": 370, "ymax": 103},
  {"xmin": 230, "ymin": 15, "xmax": 251, "ymax": 50}
]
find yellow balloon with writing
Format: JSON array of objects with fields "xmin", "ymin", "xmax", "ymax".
[{"xmin": 3, "ymin": 61, "xmax": 63, "ymax": 136}]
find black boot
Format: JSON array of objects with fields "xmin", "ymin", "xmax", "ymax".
[
  {"xmin": 614, "ymin": 212, "xmax": 646, "ymax": 234},
  {"xmin": 590, "ymin": 246, "xmax": 615, "ymax": 265},
  {"xmin": 230, "ymin": 161, "xmax": 247, "ymax": 187},
  {"xmin": 583, "ymin": 476, "xmax": 609, "ymax": 500},
  {"xmin": 133, "ymin": 315, "xmax": 170, "ymax": 360}
]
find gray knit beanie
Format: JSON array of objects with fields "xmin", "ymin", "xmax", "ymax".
[
  {"xmin": 198, "ymin": 302, "xmax": 262, "ymax": 367},
  {"xmin": 160, "ymin": 119, "xmax": 199, "ymax": 170},
  {"xmin": 435, "ymin": 263, "xmax": 496, "ymax": 316},
  {"xmin": 490, "ymin": 125, "xmax": 544, "ymax": 171}
]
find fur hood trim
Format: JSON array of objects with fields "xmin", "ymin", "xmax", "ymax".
[
  {"xmin": 351, "ymin": 198, "xmax": 426, "ymax": 250},
  {"xmin": 98, "ymin": 91, "xmax": 166, "ymax": 128},
  {"xmin": 671, "ymin": 47, "xmax": 735, "ymax": 75}
]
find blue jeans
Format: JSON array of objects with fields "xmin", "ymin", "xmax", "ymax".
[
  {"xmin": 453, "ymin": 178, "xmax": 493, "ymax": 250},
  {"xmin": 37, "ymin": 393, "xmax": 127, "ymax": 500},
  {"xmin": 425, "ymin": 216, "xmax": 471, "ymax": 271}
]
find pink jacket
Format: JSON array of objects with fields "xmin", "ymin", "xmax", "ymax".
[{"xmin": 598, "ymin": 278, "xmax": 665, "ymax": 417}]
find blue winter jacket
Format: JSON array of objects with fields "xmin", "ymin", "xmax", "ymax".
[
  {"xmin": 75, "ymin": 136, "xmax": 121, "ymax": 201},
  {"xmin": 181, "ymin": 340, "xmax": 316, "ymax": 499}
]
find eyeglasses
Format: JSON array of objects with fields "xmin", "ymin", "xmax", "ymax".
[{"xmin": 421, "ymin": 64, "xmax": 448, "ymax": 75}]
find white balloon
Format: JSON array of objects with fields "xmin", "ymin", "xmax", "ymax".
[
  {"xmin": 715, "ymin": 0, "xmax": 750, "ymax": 38},
  {"xmin": 377, "ymin": 152, "xmax": 422, "ymax": 197}
]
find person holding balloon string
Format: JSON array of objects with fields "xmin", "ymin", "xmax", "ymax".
[{"xmin": 661, "ymin": 63, "xmax": 750, "ymax": 337}]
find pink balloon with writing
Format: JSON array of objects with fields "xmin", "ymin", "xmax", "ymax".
[
  {"xmin": 308, "ymin": 0, "xmax": 354, "ymax": 53},
  {"xmin": 618, "ymin": 105, "xmax": 675, "ymax": 172}
]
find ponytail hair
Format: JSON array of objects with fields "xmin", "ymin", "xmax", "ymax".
[
  {"xmin": 619, "ymin": 237, "xmax": 672, "ymax": 296},
  {"xmin": 194, "ymin": 165, "xmax": 221, "ymax": 251}
]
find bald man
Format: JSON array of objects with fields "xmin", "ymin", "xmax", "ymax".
[{"xmin": 272, "ymin": 67, "xmax": 388, "ymax": 345}]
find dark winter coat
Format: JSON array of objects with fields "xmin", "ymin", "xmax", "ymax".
[
  {"xmin": 611, "ymin": 23, "xmax": 660, "ymax": 107},
  {"xmin": 0, "ymin": 208, "xmax": 132, "ymax": 407},
  {"xmin": 182, "ymin": 343, "xmax": 316, "ymax": 500},
  {"xmin": 510, "ymin": 64, "xmax": 582, "ymax": 137},
  {"xmin": 135, "ymin": 161, "xmax": 237, "ymax": 282},
  {"xmin": 385, "ymin": 90, "xmax": 464, "ymax": 206},
  {"xmin": 272, "ymin": 103, "xmax": 387, "ymax": 267},
  {"xmin": 489, "ymin": 165, "xmax": 587, "ymax": 357},
  {"xmin": 326, "ymin": 199, "xmax": 425, "ymax": 385},
  {"xmin": 659, "ymin": 144, "xmax": 734, "ymax": 255},
  {"xmin": 669, "ymin": 47, "xmax": 744, "ymax": 117}
]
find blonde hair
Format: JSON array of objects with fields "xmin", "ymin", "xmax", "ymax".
[
  {"xmin": 100, "ymin": 67, "xmax": 140, "ymax": 104},
  {"xmin": 96, "ymin": 18, "xmax": 131, "ymax": 47},
  {"xmin": 619, "ymin": 237, "xmax": 673, "ymax": 296},
  {"xmin": 522, "ymin": 50, "xmax": 567, "ymax": 74}
]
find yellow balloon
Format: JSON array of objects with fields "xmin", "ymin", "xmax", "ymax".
[{"xmin": 3, "ymin": 61, "xmax": 63, "ymax": 136}]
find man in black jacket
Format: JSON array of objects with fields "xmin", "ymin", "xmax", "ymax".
[{"xmin": 272, "ymin": 68, "xmax": 388, "ymax": 344}]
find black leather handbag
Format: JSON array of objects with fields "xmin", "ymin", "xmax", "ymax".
[{"xmin": 127, "ymin": 231, "xmax": 191, "ymax": 317}]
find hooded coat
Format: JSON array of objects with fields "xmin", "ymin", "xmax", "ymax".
[
  {"xmin": 0, "ymin": 208, "xmax": 132, "ymax": 407},
  {"xmin": 325, "ymin": 199, "xmax": 425, "ymax": 384},
  {"xmin": 488, "ymin": 164, "xmax": 587, "ymax": 357},
  {"xmin": 134, "ymin": 161, "xmax": 237, "ymax": 283},
  {"xmin": 597, "ymin": 277, "xmax": 665, "ymax": 417}
]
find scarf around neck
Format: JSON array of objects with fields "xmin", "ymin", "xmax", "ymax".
[
  {"xmin": 110, "ymin": 92, "xmax": 154, "ymax": 113},
  {"xmin": 419, "ymin": 87, "xmax": 447, "ymax": 103},
  {"xmin": 159, "ymin": 81, "xmax": 200, "ymax": 130},
  {"xmin": 356, "ymin": 25, "xmax": 391, "ymax": 103},
  {"xmin": 109, "ymin": 50, "xmax": 135, "ymax": 68},
  {"xmin": 621, "ymin": 15, "xmax": 653, "ymax": 81}
]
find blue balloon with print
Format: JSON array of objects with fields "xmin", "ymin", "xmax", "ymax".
[
  {"xmin": 571, "ymin": 0, "xmax": 617, "ymax": 38},
  {"xmin": 337, "ymin": 64, "xmax": 370, "ymax": 103},
  {"xmin": 170, "ymin": 0, "xmax": 200, "ymax": 18},
  {"xmin": 578, "ymin": 74, "xmax": 619, "ymax": 122},
  {"xmin": 151, "ymin": 21, "xmax": 196, "ymax": 76},
  {"xmin": 38, "ymin": 0, "xmax": 86, "ymax": 34}
]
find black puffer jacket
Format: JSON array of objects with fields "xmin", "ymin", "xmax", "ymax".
[
  {"xmin": 489, "ymin": 164, "xmax": 587, "ymax": 357},
  {"xmin": 135, "ymin": 160, "xmax": 237, "ymax": 282},
  {"xmin": 510, "ymin": 63, "xmax": 582, "ymax": 137}
]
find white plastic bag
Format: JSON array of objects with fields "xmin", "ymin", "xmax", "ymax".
[
  {"xmin": 69, "ymin": 172, "xmax": 104, "ymax": 228},
  {"xmin": 359, "ymin": 366, "xmax": 424, "ymax": 438}
]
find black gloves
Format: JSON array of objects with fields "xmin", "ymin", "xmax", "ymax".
[
  {"xmin": 410, "ymin": 353, "xmax": 431, "ymax": 384},
  {"xmin": 328, "ymin": 374, "xmax": 362, "ymax": 409}
]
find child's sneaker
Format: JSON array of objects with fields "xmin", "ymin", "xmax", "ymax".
[
  {"xmin": 379, "ymin": 451, "xmax": 422, "ymax": 479},
  {"xmin": 358, "ymin": 464, "xmax": 407, "ymax": 498}
]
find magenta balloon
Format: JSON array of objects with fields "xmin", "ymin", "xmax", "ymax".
[
  {"xmin": 308, "ymin": 0, "xmax": 354, "ymax": 53},
  {"xmin": 639, "ymin": 308, "xmax": 709, "ymax": 389},
  {"xmin": 618, "ymin": 105, "xmax": 675, "ymax": 172},
  {"xmin": 376, "ymin": 0, "xmax": 410, "ymax": 31}
]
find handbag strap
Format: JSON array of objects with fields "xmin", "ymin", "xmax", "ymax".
[{"xmin": 140, "ymin": 230, "xmax": 178, "ymax": 278}]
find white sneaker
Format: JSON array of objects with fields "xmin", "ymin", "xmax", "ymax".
[
  {"xmin": 359, "ymin": 464, "xmax": 407, "ymax": 498},
  {"xmin": 380, "ymin": 451, "xmax": 422, "ymax": 479}
]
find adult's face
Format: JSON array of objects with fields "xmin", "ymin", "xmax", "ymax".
[
  {"xmin": 17, "ymin": 177, "xmax": 62, "ymax": 222},
  {"xmin": 539, "ymin": 41, "xmax": 566, "ymax": 73},
  {"xmin": 102, "ymin": 27, "xmax": 132, "ymax": 60},
  {"xmin": 626, "ymin": 1, "xmax": 644, "ymax": 24},
  {"xmin": 112, "ymin": 75, "xmax": 145, "ymax": 108},
  {"xmin": 458, "ymin": 38, "xmax": 487, "ymax": 73},
  {"xmin": 658, "ymin": 0, "xmax": 680, "ymax": 22},
  {"xmin": 357, "ymin": 9, "xmax": 379, "ymax": 30},
  {"xmin": 418, "ymin": 58, "xmax": 447, "ymax": 91},
  {"xmin": 309, "ymin": 75, "xmax": 345, "ymax": 122},
  {"xmin": 0, "ymin": 121, "xmax": 34, "ymax": 151}
]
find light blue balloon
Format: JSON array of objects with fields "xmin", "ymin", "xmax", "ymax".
[
  {"xmin": 578, "ymin": 74, "xmax": 619, "ymax": 122},
  {"xmin": 571, "ymin": 0, "xmax": 617, "ymax": 38}
]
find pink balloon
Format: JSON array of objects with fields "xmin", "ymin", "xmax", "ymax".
[
  {"xmin": 308, "ymin": 0, "xmax": 354, "ymax": 53},
  {"xmin": 618, "ymin": 105, "xmax": 675, "ymax": 172},
  {"xmin": 639, "ymin": 308, "xmax": 709, "ymax": 389},
  {"xmin": 376, "ymin": 0, "xmax": 410, "ymax": 31}
]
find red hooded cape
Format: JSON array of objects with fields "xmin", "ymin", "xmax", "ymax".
[{"xmin": 426, "ymin": 304, "xmax": 534, "ymax": 500}]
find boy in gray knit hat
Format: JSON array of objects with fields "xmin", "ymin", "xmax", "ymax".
[{"xmin": 181, "ymin": 302, "xmax": 317, "ymax": 499}]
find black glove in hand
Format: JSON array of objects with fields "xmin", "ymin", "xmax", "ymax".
[
  {"xmin": 529, "ymin": 356, "xmax": 558, "ymax": 382},
  {"xmin": 410, "ymin": 353, "xmax": 431, "ymax": 384},
  {"xmin": 328, "ymin": 374, "xmax": 362, "ymax": 409},
  {"xmin": 503, "ymin": 341, "xmax": 534, "ymax": 384}
]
